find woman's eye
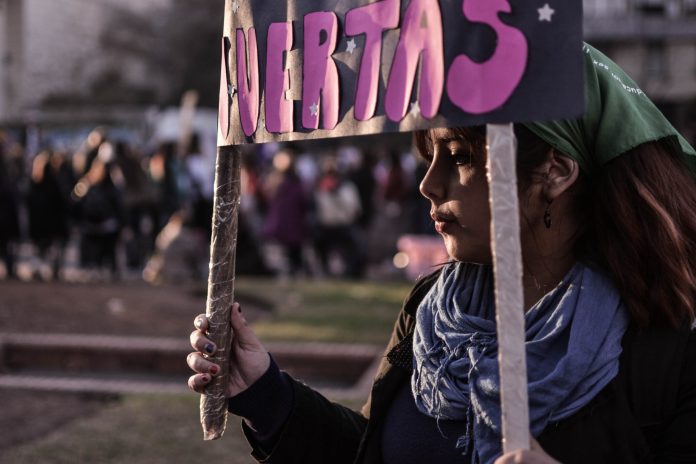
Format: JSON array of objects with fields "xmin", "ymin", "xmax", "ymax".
[{"xmin": 451, "ymin": 151, "xmax": 472, "ymax": 166}]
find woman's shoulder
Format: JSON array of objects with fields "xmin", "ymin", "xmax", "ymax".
[
  {"xmin": 621, "ymin": 321, "xmax": 694, "ymax": 375},
  {"xmin": 619, "ymin": 321, "xmax": 695, "ymax": 423},
  {"xmin": 621, "ymin": 321, "xmax": 694, "ymax": 363},
  {"xmin": 402, "ymin": 267, "xmax": 445, "ymax": 317}
]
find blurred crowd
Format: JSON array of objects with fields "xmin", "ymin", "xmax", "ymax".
[{"xmin": 0, "ymin": 127, "xmax": 437, "ymax": 283}]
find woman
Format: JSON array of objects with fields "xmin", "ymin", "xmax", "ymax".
[
  {"xmin": 313, "ymin": 156, "xmax": 363, "ymax": 277},
  {"xmin": 28, "ymin": 150, "xmax": 70, "ymax": 279},
  {"xmin": 186, "ymin": 45, "xmax": 696, "ymax": 463},
  {"xmin": 0, "ymin": 140, "xmax": 21, "ymax": 279},
  {"xmin": 72, "ymin": 150, "xmax": 125, "ymax": 279},
  {"xmin": 261, "ymin": 148, "xmax": 309, "ymax": 277}
]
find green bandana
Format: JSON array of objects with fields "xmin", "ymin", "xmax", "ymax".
[{"xmin": 525, "ymin": 43, "xmax": 696, "ymax": 176}]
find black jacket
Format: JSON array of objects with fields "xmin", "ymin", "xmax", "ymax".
[{"xmin": 244, "ymin": 271, "xmax": 696, "ymax": 463}]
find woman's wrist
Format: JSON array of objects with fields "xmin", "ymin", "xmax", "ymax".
[{"xmin": 227, "ymin": 355, "xmax": 294, "ymax": 440}]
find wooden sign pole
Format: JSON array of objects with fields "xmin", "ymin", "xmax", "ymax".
[
  {"xmin": 200, "ymin": 145, "xmax": 242, "ymax": 440},
  {"xmin": 486, "ymin": 123, "xmax": 530, "ymax": 453}
]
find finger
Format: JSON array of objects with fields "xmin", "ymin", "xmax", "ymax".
[
  {"xmin": 494, "ymin": 453, "xmax": 512, "ymax": 464},
  {"xmin": 229, "ymin": 302, "xmax": 262, "ymax": 348},
  {"xmin": 193, "ymin": 313, "xmax": 208, "ymax": 332},
  {"xmin": 186, "ymin": 352, "xmax": 221, "ymax": 376},
  {"xmin": 494, "ymin": 451, "xmax": 528, "ymax": 464},
  {"xmin": 494, "ymin": 449, "xmax": 556, "ymax": 464},
  {"xmin": 493, "ymin": 454, "xmax": 512, "ymax": 464},
  {"xmin": 190, "ymin": 330, "xmax": 216, "ymax": 355},
  {"xmin": 187, "ymin": 373, "xmax": 212, "ymax": 393}
]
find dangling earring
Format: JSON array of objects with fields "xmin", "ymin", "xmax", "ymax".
[{"xmin": 544, "ymin": 200, "xmax": 553, "ymax": 229}]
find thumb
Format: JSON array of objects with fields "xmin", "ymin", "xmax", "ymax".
[
  {"xmin": 229, "ymin": 302, "xmax": 263, "ymax": 348},
  {"xmin": 531, "ymin": 438, "xmax": 541, "ymax": 451},
  {"xmin": 530, "ymin": 438, "xmax": 559, "ymax": 463}
]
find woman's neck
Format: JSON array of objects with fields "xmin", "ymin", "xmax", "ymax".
[
  {"xmin": 519, "ymin": 202, "xmax": 582, "ymax": 311},
  {"xmin": 522, "ymin": 252, "xmax": 577, "ymax": 311}
]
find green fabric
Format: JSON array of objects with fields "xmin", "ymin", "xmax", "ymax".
[{"xmin": 525, "ymin": 43, "xmax": 696, "ymax": 176}]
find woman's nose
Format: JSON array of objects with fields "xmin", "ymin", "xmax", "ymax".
[{"xmin": 419, "ymin": 162, "xmax": 445, "ymax": 202}]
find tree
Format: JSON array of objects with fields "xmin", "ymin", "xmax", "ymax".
[{"xmin": 99, "ymin": 0, "xmax": 222, "ymax": 107}]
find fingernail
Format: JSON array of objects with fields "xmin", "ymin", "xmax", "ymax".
[
  {"xmin": 238, "ymin": 305, "xmax": 242, "ymax": 314},
  {"xmin": 205, "ymin": 343, "xmax": 215, "ymax": 354},
  {"xmin": 202, "ymin": 375, "xmax": 210, "ymax": 383},
  {"xmin": 210, "ymin": 365, "xmax": 219, "ymax": 375}
]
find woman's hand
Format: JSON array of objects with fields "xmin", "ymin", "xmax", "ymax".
[
  {"xmin": 494, "ymin": 439, "xmax": 560, "ymax": 464},
  {"xmin": 187, "ymin": 302, "xmax": 271, "ymax": 397}
]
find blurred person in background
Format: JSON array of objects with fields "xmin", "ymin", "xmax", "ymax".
[
  {"xmin": 72, "ymin": 127, "xmax": 107, "ymax": 177},
  {"xmin": 27, "ymin": 150, "xmax": 70, "ymax": 280},
  {"xmin": 184, "ymin": 133, "xmax": 215, "ymax": 238},
  {"xmin": 369, "ymin": 149, "xmax": 418, "ymax": 269},
  {"xmin": 148, "ymin": 141, "xmax": 181, "ymax": 237},
  {"xmin": 382, "ymin": 149, "xmax": 409, "ymax": 215},
  {"xmin": 177, "ymin": 132, "xmax": 216, "ymax": 280},
  {"xmin": 51, "ymin": 150, "xmax": 77, "ymax": 217},
  {"xmin": 313, "ymin": 155, "xmax": 362, "ymax": 278},
  {"xmin": 240, "ymin": 150, "xmax": 266, "ymax": 237},
  {"xmin": 349, "ymin": 149, "xmax": 378, "ymax": 231},
  {"xmin": 235, "ymin": 150, "xmax": 273, "ymax": 276},
  {"xmin": 261, "ymin": 147, "xmax": 308, "ymax": 277},
  {"xmin": 0, "ymin": 134, "xmax": 21, "ymax": 279},
  {"xmin": 114, "ymin": 140, "xmax": 157, "ymax": 273},
  {"xmin": 71, "ymin": 143, "xmax": 125, "ymax": 280},
  {"xmin": 347, "ymin": 149, "xmax": 378, "ymax": 278}
]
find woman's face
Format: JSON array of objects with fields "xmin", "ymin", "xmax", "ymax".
[{"xmin": 419, "ymin": 128, "xmax": 492, "ymax": 263}]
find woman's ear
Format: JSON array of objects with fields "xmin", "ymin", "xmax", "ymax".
[{"xmin": 542, "ymin": 149, "xmax": 580, "ymax": 201}]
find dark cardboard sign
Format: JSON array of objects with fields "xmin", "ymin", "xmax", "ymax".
[{"xmin": 217, "ymin": 0, "xmax": 583, "ymax": 146}]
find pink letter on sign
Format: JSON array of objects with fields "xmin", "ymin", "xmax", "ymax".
[
  {"xmin": 384, "ymin": 0, "xmax": 444, "ymax": 122},
  {"xmin": 302, "ymin": 12, "xmax": 340, "ymax": 130},
  {"xmin": 219, "ymin": 37, "xmax": 231, "ymax": 140},
  {"xmin": 265, "ymin": 22, "xmax": 294, "ymax": 133},
  {"xmin": 236, "ymin": 28, "xmax": 260, "ymax": 136},
  {"xmin": 345, "ymin": 0, "xmax": 399, "ymax": 121},
  {"xmin": 446, "ymin": 0, "xmax": 528, "ymax": 114}
]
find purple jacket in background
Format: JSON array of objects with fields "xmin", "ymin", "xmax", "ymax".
[{"xmin": 262, "ymin": 175, "xmax": 307, "ymax": 247}]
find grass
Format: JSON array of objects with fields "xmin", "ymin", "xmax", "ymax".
[
  {"xmin": 0, "ymin": 278, "xmax": 412, "ymax": 463},
  {"xmin": 0, "ymin": 393, "xmax": 368, "ymax": 464},
  {"xmin": 1, "ymin": 394, "xmax": 255, "ymax": 464},
  {"xmin": 234, "ymin": 277, "xmax": 413, "ymax": 345}
]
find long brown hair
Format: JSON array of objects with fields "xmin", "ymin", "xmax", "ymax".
[
  {"xmin": 587, "ymin": 141, "xmax": 696, "ymax": 327},
  {"xmin": 414, "ymin": 127, "xmax": 696, "ymax": 328}
]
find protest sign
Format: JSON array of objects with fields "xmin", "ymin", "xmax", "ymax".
[{"xmin": 217, "ymin": 0, "xmax": 583, "ymax": 146}]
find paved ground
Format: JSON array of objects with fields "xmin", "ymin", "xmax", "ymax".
[{"xmin": 0, "ymin": 391, "xmax": 119, "ymax": 452}]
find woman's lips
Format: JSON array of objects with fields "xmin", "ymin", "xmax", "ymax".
[{"xmin": 432, "ymin": 213, "xmax": 458, "ymax": 234}]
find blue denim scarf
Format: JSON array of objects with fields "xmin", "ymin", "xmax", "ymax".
[{"xmin": 411, "ymin": 262, "xmax": 629, "ymax": 463}]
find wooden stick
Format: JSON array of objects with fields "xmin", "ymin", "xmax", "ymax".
[
  {"xmin": 200, "ymin": 145, "xmax": 242, "ymax": 440},
  {"xmin": 486, "ymin": 123, "xmax": 530, "ymax": 453}
]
